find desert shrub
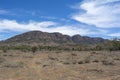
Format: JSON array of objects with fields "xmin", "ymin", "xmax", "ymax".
[
  {"xmin": 114, "ymin": 58, "xmax": 120, "ymax": 60},
  {"xmin": 0, "ymin": 57, "xmax": 5, "ymax": 64},
  {"xmin": 92, "ymin": 60, "xmax": 99, "ymax": 63},
  {"xmin": 72, "ymin": 61, "xmax": 77, "ymax": 64},
  {"xmin": 87, "ymin": 69, "xmax": 103, "ymax": 73},
  {"xmin": 42, "ymin": 64, "xmax": 49, "ymax": 68},
  {"xmin": 31, "ymin": 46, "xmax": 38, "ymax": 53},
  {"xmin": 102, "ymin": 59, "xmax": 115, "ymax": 65},
  {"xmin": 84, "ymin": 59, "xmax": 90, "ymax": 63},
  {"xmin": 63, "ymin": 62, "xmax": 70, "ymax": 65},
  {"xmin": 95, "ymin": 45, "xmax": 102, "ymax": 50},
  {"xmin": 0, "ymin": 45, "xmax": 32, "ymax": 52},
  {"xmin": 71, "ymin": 53, "xmax": 77, "ymax": 56},
  {"xmin": 3, "ymin": 54, "xmax": 8, "ymax": 56},
  {"xmin": 111, "ymin": 77, "xmax": 120, "ymax": 80},
  {"xmin": 84, "ymin": 56, "xmax": 91, "ymax": 63},
  {"xmin": 3, "ymin": 61, "xmax": 24, "ymax": 68},
  {"xmin": 14, "ymin": 45, "xmax": 31, "ymax": 52},
  {"xmin": 78, "ymin": 61, "xmax": 84, "ymax": 64},
  {"xmin": 35, "ymin": 61, "xmax": 41, "ymax": 65},
  {"xmin": 3, "ymin": 49, "xmax": 7, "ymax": 53},
  {"xmin": 23, "ymin": 54, "xmax": 33, "ymax": 58},
  {"xmin": 0, "ymin": 46, "xmax": 9, "ymax": 53},
  {"xmin": 91, "ymin": 51, "xmax": 98, "ymax": 54}
]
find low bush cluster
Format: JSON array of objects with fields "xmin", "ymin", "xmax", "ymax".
[{"xmin": 0, "ymin": 38, "xmax": 120, "ymax": 52}]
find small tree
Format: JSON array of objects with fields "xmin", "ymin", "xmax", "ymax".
[{"xmin": 31, "ymin": 46, "xmax": 38, "ymax": 53}]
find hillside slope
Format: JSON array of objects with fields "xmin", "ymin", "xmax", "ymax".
[{"xmin": 0, "ymin": 31, "xmax": 105, "ymax": 45}]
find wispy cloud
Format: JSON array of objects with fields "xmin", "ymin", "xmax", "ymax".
[
  {"xmin": 72, "ymin": 0, "xmax": 120, "ymax": 28},
  {"xmin": 0, "ymin": 19, "xmax": 95, "ymax": 36},
  {"xmin": 40, "ymin": 16, "xmax": 57, "ymax": 20},
  {"xmin": 0, "ymin": 9, "xmax": 8, "ymax": 14}
]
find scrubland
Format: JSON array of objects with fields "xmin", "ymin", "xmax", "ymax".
[{"xmin": 0, "ymin": 50, "xmax": 120, "ymax": 80}]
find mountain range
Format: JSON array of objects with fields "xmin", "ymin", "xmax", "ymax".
[{"xmin": 0, "ymin": 31, "xmax": 106, "ymax": 45}]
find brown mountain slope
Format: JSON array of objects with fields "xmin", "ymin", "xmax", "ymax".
[{"xmin": 0, "ymin": 31, "xmax": 106, "ymax": 45}]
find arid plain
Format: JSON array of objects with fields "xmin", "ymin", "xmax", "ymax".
[{"xmin": 0, "ymin": 50, "xmax": 120, "ymax": 80}]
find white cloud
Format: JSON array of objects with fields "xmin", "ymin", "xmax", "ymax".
[
  {"xmin": 108, "ymin": 32, "xmax": 120, "ymax": 37},
  {"xmin": 0, "ymin": 19, "xmax": 94, "ymax": 36},
  {"xmin": 0, "ymin": 19, "xmax": 56, "ymax": 31},
  {"xmin": 72, "ymin": 0, "xmax": 120, "ymax": 28},
  {"xmin": 43, "ymin": 25, "xmax": 95, "ymax": 36}
]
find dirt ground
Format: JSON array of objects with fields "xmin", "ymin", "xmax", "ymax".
[{"xmin": 0, "ymin": 50, "xmax": 120, "ymax": 80}]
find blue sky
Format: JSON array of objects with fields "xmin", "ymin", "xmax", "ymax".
[{"xmin": 0, "ymin": 0, "xmax": 120, "ymax": 40}]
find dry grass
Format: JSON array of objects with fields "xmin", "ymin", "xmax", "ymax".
[{"xmin": 0, "ymin": 50, "xmax": 120, "ymax": 80}]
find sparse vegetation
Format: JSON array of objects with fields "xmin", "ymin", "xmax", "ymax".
[
  {"xmin": 0, "ymin": 57, "xmax": 5, "ymax": 64},
  {"xmin": 0, "ymin": 50, "xmax": 119, "ymax": 80},
  {"xmin": 102, "ymin": 59, "xmax": 115, "ymax": 66},
  {"xmin": 0, "ymin": 38, "xmax": 120, "ymax": 52},
  {"xmin": 3, "ymin": 61, "xmax": 24, "ymax": 68}
]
